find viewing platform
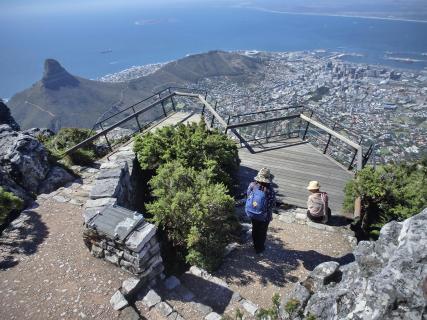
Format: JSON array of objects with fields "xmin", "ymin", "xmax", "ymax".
[{"xmin": 64, "ymin": 88, "xmax": 373, "ymax": 218}]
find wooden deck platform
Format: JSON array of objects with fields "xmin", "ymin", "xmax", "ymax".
[{"xmin": 238, "ymin": 141, "xmax": 353, "ymax": 215}]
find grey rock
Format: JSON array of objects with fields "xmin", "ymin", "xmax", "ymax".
[
  {"xmin": 97, "ymin": 163, "xmax": 127, "ymax": 180},
  {"xmin": 205, "ymin": 312, "xmax": 222, "ymax": 320},
  {"xmin": 231, "ymin": 291, "xmax": 242, "ymax": 302},
  {"xmin": 0, "ymin": 168, "xmax": 33, "ymax": 205},
  {"xmin": 110, "ymin": 290, "xmax": 129, "ymax": 311},
  {"xmin": 84, "ymin": 197, "xmax": 117, "ymax": 209},
  {"xmin": 38, "ymin": 166, "xmax": 75, "ymax": 194},
  {"xmin": 281, "ymin": 283, "xmax": 311, "ymax": 318},
  {"xmin": 118, "ymin": 306, "xmax": 141, "ymax": 320},
  {"xmin": 91, "ymin": 245, "xmax": 104, "ymax": 258},
  {"xmin": 167, "ymin": 312, "xmax": 185, "ymax": 320},
  {"xmin": 0, "ymin": 125, "xmax": 50, "ymax": 193},
  {"xmin": 298, "ymin": 209, "xmax": 427, "ymax": 320},
  {"xmin": 155, "ymin": 302, "xmax": 173, "ymax": 317},
  {"xmin": 89, "ymin": 177, "xmax": 121, "ymax": 199},
  {"xmin": 52, "ymin": 195, "xmax": 70, "ymax": 203},
  {"xmin": 164, "ymin": 276, "xmax": 180, "ymax": 290},
  {"xmin": 142, "ymin": 289, "xmax": 161, "ymax": 308},
  {"xmin": 105, "ymin": 252, "xmax": 120, "ymax": 265},
  {"xmin": 22, "ymin": 128, "xmax": 54, "ymax": 139},
  {"xmin": 83, "ymin": 207, "xmax": 102, "ymax": 224},
  {"xmin": 241, "ymin": 299, "xmax": 258, "ymax": 316},
  {"xmin": 121, "ymin": 277, "xmax": 143, "ymax": 297},
  {"xmin": 125, "ymin": 223, "xmax": 157, "ymax": 252},
  {"xmin": 303, "ymin": 261, "xmax": 341, "ymax": 292},
  {"xmin": 191, "ymin": 302, "xmax": 212, "ymax": 316}
]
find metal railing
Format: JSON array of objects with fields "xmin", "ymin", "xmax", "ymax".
[{"xmin": 63, "ymin": 87, "xmax": 373, "ymax": 173}]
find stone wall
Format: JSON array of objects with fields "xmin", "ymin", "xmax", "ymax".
[{"xmin": 82, "ymin": 143, "xmax": 164, "ymax": 285}]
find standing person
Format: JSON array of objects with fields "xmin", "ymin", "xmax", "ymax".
[
  {"xmin": 245, "ymin": 168, "xmax": 276, "ymax": 254},
  {"xmin": 306, "ymin": 181, "xmax": 331, "ymax": 224}
]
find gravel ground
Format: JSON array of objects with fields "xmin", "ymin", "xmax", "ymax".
[
  {"xmin": 214, "ymin": 214, "xmax": 355, "ymax": 310},
  {"xmin": 0, "ymin": 198, "xmax": 129, "ymax": 320}
]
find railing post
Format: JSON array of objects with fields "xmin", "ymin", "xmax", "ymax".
[
  {"xmin": 160, "ymin": 100, "xmax": 167, "ymax": 117},
  {"xmin": 323, "ymin": 122, "xmax": 337, "ymax": 154},
  {"xmin": 302, "ymin": 110, "xmax": 313, "ymax": 140},
  {"xmin": 132, "ymin": 106, "xmax": 142, "ymax": 132},
  {"xmin": 225, "ymin": 115, "xmax": 231, "ymax": 134},
  {"xmin": 170, "ymin": 95, "xmax": 176, "ymax": 111},
  {"xmin": 99, "ymin": 123, "xmax": 113, "ymax": 152},
  {"xmin": 211, "ymin": 101, "xmax": 218, "ymax": 128},
  {"xmin": 348, "ymin": 137, "xmax": 363, "ymax": 170}
]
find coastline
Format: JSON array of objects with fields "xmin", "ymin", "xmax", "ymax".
[{"xmin": 244, "ymin": 6, "xmax": 427, "ymax": 24}]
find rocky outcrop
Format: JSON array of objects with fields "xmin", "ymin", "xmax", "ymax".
[
  {"xmin": 0, "ymin": 124, "xmax": 75, "ymax": 205},
  {"xmin": 0, "ymin": 100, "xmax": 20, "ymax": 131},
  {"xmin": 282, "ymin": 209, "xmax": 427, "ymax": 320},
  {"xmin": 22, "ymin": 127, "xmax": 54, "ymax": 139},
  {"xmin": 0, "ymin": 125, "xmax": 50, "ymax": 193}
]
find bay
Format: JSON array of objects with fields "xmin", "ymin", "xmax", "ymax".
[{"xmin": 1, "ymin": 4, "xmax": 427, "ymax": 98}]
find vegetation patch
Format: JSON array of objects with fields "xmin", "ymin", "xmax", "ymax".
[
  {"xmin": 344, "ymin": 159, "xmax": 427, "ymax": 238},
  {"xmin": 39, "ymin": 128, "xmax": 98, "ymax": 167},
  {"xmin": 134, "ymin": 121, "xmax": 241, "ymax": 272},
  {"xmin": 0, "ymin": 187, "xmax": 23, "ymax": 225}
]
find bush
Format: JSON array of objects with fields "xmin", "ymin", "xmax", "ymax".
[
  {"xmin": 343, "ymin": 159, "xmax": 427, "ymax": 238},
  {"xmin": 134, "ymin": 120, "xmax": 240, "ymax": 193},
  {"xmin": 147, "ymin": 161, "xmax": 240, "ymax": 272},
  {"xmin": 0, "ymin": 187, "xmax": 23, "ymax": 225},
  {"xmin": 39, "ymin": 128, "xmax": 97, "ymax": 166}
]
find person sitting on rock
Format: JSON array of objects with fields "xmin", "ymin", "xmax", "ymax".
[
  {"xmin": 245, "ymin": 168, "xmax": 276, "ymax": 254},
  {"xmin": 306, "ymin": 181, "xmax": 331, "ymax": 224}
]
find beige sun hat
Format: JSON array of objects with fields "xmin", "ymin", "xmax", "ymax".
[
  {"xmin": 254, "ymin": 167, "xmax": 272, "ymax": 184},
  {"xmin": 307, "ymin": 181, "xmax": 320, "ymax": 190}
]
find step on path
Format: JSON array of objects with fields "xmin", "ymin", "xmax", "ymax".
[{"xmin": 135, "ymin": 266, "xmax": 261, "ymax": 320}]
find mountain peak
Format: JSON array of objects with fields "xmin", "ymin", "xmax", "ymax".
[{"xmin": 42, "ymin": 59, "xmax": 79, "ymax": 90}]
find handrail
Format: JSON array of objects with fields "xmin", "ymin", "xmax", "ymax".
[
  {"xmin": 227, "ymin": 114, "xmax": 301, "ymax": 129},
  {"xmin": 300, "ymin": 114, "xmax": 363, "ymax": 170},
  {"xmin": 62, "ymin": 92, "xmax": 175, "ymax": 156},
  {"xmin": 229, "ymin": 105, "xmax": 303, "ymax": 119}
]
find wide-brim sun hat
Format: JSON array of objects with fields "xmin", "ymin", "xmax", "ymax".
[
  {"xmin": 254, "ymin": 167, "xmax": 272, "ymax": 184},
  {"xmin": 307, "ymin": 180, "xmax": 320, "ymax": 190}
]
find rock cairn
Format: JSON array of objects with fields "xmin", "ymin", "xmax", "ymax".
[{"xmin": 281, "ymin": 208, "xmax": 427, "ymax": 320}]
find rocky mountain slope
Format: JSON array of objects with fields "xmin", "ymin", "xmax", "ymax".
[
  {"xmin": 282, "ymin": 209, "xmax": 427, "ymax": 320},
  {"xmin": 8, "ymin": 51, "xmax": 262, "ymax": 131}
]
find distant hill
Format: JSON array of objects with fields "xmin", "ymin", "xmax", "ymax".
[{"xmin": 8, "ymin": 51, "xmax": 262, "ymax": 131}]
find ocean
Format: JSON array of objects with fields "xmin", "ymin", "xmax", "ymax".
[{"xmin": 1, "ymin": 3, "xmax": 427, "ymax": 98}]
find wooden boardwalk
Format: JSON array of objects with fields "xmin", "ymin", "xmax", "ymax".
[{"xmin": 238, "ymin": 141, "xmax": 353, "ymax": 215}]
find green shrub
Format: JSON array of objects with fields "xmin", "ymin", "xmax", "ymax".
[
  {"xmin": 0, "ymin": 187, "xmax": 23, "ymax": 225},
  {"xmin": 343, "ymin": 159, "xmax": 427, "ymax": 238},
  {"xmin": 256, "ymin": 293, "xmax": 281, "ymax": 320},
  {"xmin": 134, "ymin": 120, "xmax": 240, "ymax": 193},
  {"xmin": 39, "ymin": 128, "xmax": 97, "ymax": 166},
  {"xmin": 147, "ymin": 161, "xmax": 240, "ymax": 272}
]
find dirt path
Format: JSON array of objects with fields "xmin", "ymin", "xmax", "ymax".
[
  {"xmin": 0, "ymin": 197, "xmax": 128, "ymax": 320},
  {"xmin": 214, "ymin": 215, "xmax": 354, "ymax": 311}
]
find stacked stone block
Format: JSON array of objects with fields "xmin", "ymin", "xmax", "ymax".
[{"xmin": 82, "ymin": 143, "xmax": 164, "ymax": 285}]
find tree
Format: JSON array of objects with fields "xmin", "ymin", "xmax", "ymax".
[
  {"xmin": 343, "ymin": 159, "xmax": 427, "ymax": 238},
  {"xmin": 147, "ymin": 161, "xmax": 239, "ymax": 272}
]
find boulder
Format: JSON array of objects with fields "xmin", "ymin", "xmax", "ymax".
[
  {"xmin": 284, "ymin": 209, "xmax": 427, "ymax": 320},
  {"xmin": 22, "ymin": 128, "xmax": 54, "ymax": 139},
  {"xmin": 0, "ymin": 125, "xmax": 50, "ymax": 193},
  {"xmin": 38, "ymin": 166, "xmax": 75, "ymax": 194}
]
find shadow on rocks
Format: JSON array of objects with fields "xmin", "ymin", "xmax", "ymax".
[{"xmin": 0, "ymin": 209, "xmax": 49, "ymax": 270}]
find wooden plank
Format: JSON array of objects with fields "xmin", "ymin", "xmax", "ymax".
[{"xmin": 238, "ymin": 141, "xmax": 352, "ymax": 215}]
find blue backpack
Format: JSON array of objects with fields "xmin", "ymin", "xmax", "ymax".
[{"xmin": 245, "ymin": 185, "xmax": 267, "ymax": 221}]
